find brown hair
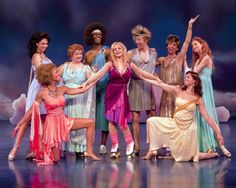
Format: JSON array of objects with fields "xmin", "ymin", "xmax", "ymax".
[
  {"xmin": 36, "ymin": 63, "xmax": 57, "ymax": 86},
  {"xmin": 166, "ymin": 34, "xmax": 180, "ymax": 49},
  {"xmin": 67, "ymin": 44, "xmax": 84, "ymax": 59},
  {"xmin": 131, "ymin": 25, "xmax": 152, "ymax": 43},
  {"xmin": 182, "ymin": 71, "xmax": 202, "ymax": 97},
  {"xmin": 191, "ymin": 36, "xmax": 213, "ymax": 68}
]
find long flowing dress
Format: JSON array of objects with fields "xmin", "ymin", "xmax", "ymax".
[
  {"xmin": 61, "ymin": 64, "xmax": 95, "ymax": 153},
  {"xmin": 105, "ymin": 66, "xmax": 132, "ymax": 129},
  {"xmin": 159, "ymin": 58, "xmax": 183, "ymax": 117},
  {"xmin": 195, "ymin": 67, "xmax": 219, "ymax": 152},
  {"xmin": 25, "ymin": 56, "xmax": 52, "ymax": 113},
  {"xmin": 129, "ymin": 48, "xmax": 157, "ymax": 111},
  {"xmin": 146, "ymin": 97, "xmax": 199, "ymax": 162},
  {"xmin": 92, "ymin": 47, "xmax": 109, "ymax": 131},
  {"xmin": 30, "ymin": 96, "xmax": 74, "ymax": 165}
]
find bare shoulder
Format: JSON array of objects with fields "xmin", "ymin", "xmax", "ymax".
[{"xmin": 31, "ymin": 53, "xmax": 42, "ymax": 65}]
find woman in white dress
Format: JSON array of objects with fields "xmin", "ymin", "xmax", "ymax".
[{"xmin": 8, "ymin": 32, "xmax": 52, "ymax": 160}]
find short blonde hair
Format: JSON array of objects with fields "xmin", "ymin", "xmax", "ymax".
[
  {"xmin": 131, "ymin": 25, "xmax": 152, "ymax": 43},
  {"xmin": 67, "ymin": 44, "xmax": 84, "ymax": 58}
]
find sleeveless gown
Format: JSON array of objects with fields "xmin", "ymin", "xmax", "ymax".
[
  {"xmin": 105, "ymin": 66, "xmax": 132, "ymax": 129},
  {"xmin": 61, "ymin": 64, "xmax": 95, "ymax": 153},
  {"xmin": 195, "ymin": 67, "xmax": 219, "ymax": 152},
  {"xmin": 25, "ymin": 57, "xmax": 52, "ymax": 113},
  {"xmin": 30, "ymin": 96, "xmax": 74, "ymax": 165},
  {"xmin": 146, "ymin": 97, "xmax": 199, "ymax": 162}
]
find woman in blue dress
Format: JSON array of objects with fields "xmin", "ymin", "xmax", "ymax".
[
  {"xmin": 190, "ymin": 36, "xmax": 231, "ymax": 157},
  {"xmin": 59, "ymin": 44, "xmax": 95, "ymax": 157}
]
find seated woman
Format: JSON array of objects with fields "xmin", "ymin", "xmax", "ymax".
[
  {"xmin": 9, "ymin": 63, "xmax": 100, "ymax": 165},
  {"xmin": 142, "ymin": 71, "xmax": 231, "ymax": 161}
]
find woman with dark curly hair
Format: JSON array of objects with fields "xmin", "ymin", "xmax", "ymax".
[
  {"xmin": 8, "ymin": 32, "xmax": 52, "ymax": 161},
  {"xmin": 83, "ymin": 22, "xmax": 111, "ymax": 155},
  {"xmin": 141, "ymin": 71, "xmax": 231, "ymax": 161},
  {"xmin": 10, "ymin": 63, "xmax": 100, "ymax": 165}
]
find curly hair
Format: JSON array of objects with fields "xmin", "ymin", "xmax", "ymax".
[
  {"xmin": 131, "ymin": 25, "xmax": 152, "ymax": 43},
  {"xmin": 191, "ymin": 36, "xmax": 213, "ymax": 68},
  {"xmin": 166, "ymin": 34, "xmax": 180, "ymax": 49},
  {"xmin": 27, "ymin": 32, "xmax": 50, "ymax": 58},
  {"xmin": 83, "ymin": 22, "xmax": 107, "ymax": 46},
  {"xmin": 110, "ymin": 42, "xmax": 129, "ymax": 67},
  {"xmin": 36, "ymin": 63, "xmax": 57, "ymax": 87},
  {"xmin": 67, "ymin": 44, "xmax": 84, "ymax": 59},
  {"xmin": 182, "ymin": 71, "xmax": 202, "ymax": 97}
]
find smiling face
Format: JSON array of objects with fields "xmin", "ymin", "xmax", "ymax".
[
  {"xmin": 36, "ymin": 38, "xmax": 49, "ymax": 53},
  {"xmin": 112, "ymin": 44, "xmax": 124, "ymax": 58},
  {"xmin": 134, "ymin": 36, "xmax": 148, "ymax": 49},
  {"xmin": 71, "ymin": 49, "xmax": 83, "ymax": 62},
  {"xmin": 192, "ymin": 40, "xmax": 203, "ymax": 54},
  {"xmin": 167, "ymin": 41, "xmax": 178, "ymax": 55},
  {"xmin": 51, "ymin": 67, "xmax": 61, "ymax": 82},
  {"xmin": 184, "ymin": 73, "xmax": 195, "ymax": 87},
  {"xmin": 92, "ymin": 32, "xmax": 102, "ymax": 44}
]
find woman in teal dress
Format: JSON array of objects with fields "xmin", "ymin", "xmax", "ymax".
[
  {"xmin": 59, "ymin": 44, "xmax": 95, "ymax": 156},
  {"xmin": 191, "ymin": 37, "xmax": 231, "ymax": 157}
]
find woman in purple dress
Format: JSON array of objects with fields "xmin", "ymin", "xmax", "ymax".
[{"xmin": 83, "ymin": 42, "xmax": 158, "ymax": 158}]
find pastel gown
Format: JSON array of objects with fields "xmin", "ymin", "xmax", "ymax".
[
  {"xmin": 61, "ymin": 63, "xmax": 95, "ymax": 153},
  {"xmin": 195, "ymin": 67, "xmax": 219, "ymax": 152},
  {"xmin": 105, "ymin": 66, "xmax": 132, "ymax": 129},
  {"xmin": 30, "ymin": 96, "xmax": 74, "ymax": 165},
  {"xmin": 129, "ymin": 48, "xmax": 157, "ymax": 111},
  {"xmin": 146, "ymin": 97, "xmax": 199, "ymax": 162},
  {"xmin": 92, "ymin": 46, "xmax": 109, "ymax": 131},
  {"xmin": 25, "ymin": 56, "xmax": 52, "ymax": 113}
]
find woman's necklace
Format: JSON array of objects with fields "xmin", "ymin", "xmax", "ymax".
[{"xmin": 47, "ymin": 86, "xmax": 58, "ymax": 98}]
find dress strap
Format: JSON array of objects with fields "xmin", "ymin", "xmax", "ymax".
[{"xmin": 174, "ymin": 97, "xmax": 198, "ymax": 115}]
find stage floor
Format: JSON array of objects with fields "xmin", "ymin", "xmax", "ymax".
[{"xmin": 0, "ymin": 120, "xmax": 236, "ymax": 188}]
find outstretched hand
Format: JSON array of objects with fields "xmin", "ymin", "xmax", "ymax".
[{"xmin": 189, "ymin": 15, "xmax": 199, "ymax": 25}]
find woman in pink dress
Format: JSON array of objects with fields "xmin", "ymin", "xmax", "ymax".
[
  {"xmin": 83, "ymin": 42, "xmax": 158, "ymax": 158},
  {"xmin": 10, "ymin": 63, "xmax": 100, "ymax": 165}
]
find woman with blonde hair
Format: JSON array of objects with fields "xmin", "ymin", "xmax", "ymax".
[{"xmin": 83, "ymin": 42, "xmax": 158, "ymax": 158}]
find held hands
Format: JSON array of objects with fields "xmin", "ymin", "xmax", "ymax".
[{"xmin": 189, "ymin": 15, "xmax": 199, "ymax": 25}]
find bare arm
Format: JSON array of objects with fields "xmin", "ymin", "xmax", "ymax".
[
  {"xmin": 156, "ymin": 57, "xmax": 164, "ymax": 66},
  {"xmin": 197, "ymin": 98, "xmax": 224, "ymax": 145},
  {"xmin": 177, "ymin": 15, "xmax": 199, "ymax": 66},
  {"xmin": 130, "ymin": 62, "xmax": 157, "ymax": 81},
  {"xmin": 85, "ymin": 65, "xmax": 92, "ymax": 79},
  {"xmin": 193, "ymin": 55, "xmax": 212, "ymax": 73},
  {"xmin": 57, "ymin": 62, "xmax": 66, "ymax": 75},
  {"xmin": 11, "ymin": 91, "xmax": 43, "ymax": 137},
  {"xmin": 31, "ymin": 53, "xmax": 42, "ymax": 68}
]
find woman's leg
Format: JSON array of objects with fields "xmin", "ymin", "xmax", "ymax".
[
  {"xmin": 120, "ymin": 127, "xmax": 134, "ymax": 156},
  {"xmin": 51, "ymin": 147, "xmax": 61, "ymax": 163},
  {"xmin": 71, "ymin": 118, "xmax": 100, "ymax": 160},
  {"xmin": 8, "ymin": 122, "xmax": 29, "ymax": 160},
  {"xmin": 131, "ymin": 111, "xmax": 140, "ymax": 151}
]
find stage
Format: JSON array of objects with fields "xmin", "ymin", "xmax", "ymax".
[{"xmin": 0, "ymin": 120, "xmax": 236, "ymax": 188}]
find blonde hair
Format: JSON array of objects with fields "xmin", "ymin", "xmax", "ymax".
[
  {"xmin": 131, "ymin": 25, "xmax": 152, "ymax": 43},
  {"xmin": 110, "ymin": 42, "xmax": 129, "ymax": 68},
  {"xmin": 67, "ymin": 44, "xmax": 84, "ymax": 59}
]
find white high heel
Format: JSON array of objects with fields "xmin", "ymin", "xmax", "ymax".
[{"xmin": 8, "ymin": 148, "xmax": 17, "ymax": 161}]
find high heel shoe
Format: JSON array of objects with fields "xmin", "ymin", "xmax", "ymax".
[
  {"xmin": 8, "ymin": 148, "xmax": 17, "ymax": 161},
  {"xmin": 84, "ymin": 151, "xmax": 101, "ymax": 161},
  {"xmin": 142, "ymin": 150, "xmax": 158, "ymax": 160},
  {"xmin": 220, "ymin": 145, "xmax": 232, "ymax": 158}
]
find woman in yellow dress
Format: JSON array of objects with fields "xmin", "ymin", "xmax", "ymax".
[{"xmin": 142, "ymin": 71, "xmax": 231, "ymax": 161}]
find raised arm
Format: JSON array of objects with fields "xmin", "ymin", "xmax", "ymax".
[
  {"xmin": 178, "ymin": 15, "xmax": 199, "ymax": 65},
  {"xmin": 130, "ymin": 62, "xmax": 157, "ymax": 81},
  {"xmin": 197, "ymin": 98, "xmax": 223, "ymax": 145}
]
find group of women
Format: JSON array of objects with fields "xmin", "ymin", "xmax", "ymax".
[{"xmin": 8, "ymin": 15, "xmax": 231, "ymax": 165}]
